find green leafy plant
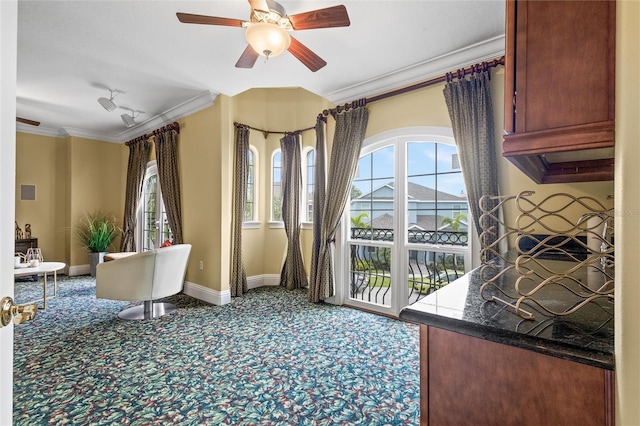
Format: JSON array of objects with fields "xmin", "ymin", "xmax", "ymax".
[
  {"xmin": 350, "ymin": 212, "xmax": 370, "ymax": 228},
  {"xmin": 75, "ymin": 211, "xmax": 120, "ymax": 252},
  {"xmin": 441, "ymin": 213, "xmax": 467, "ymax": 231}
]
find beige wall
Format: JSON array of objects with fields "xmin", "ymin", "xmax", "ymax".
[
  {"xmin": 234, "ymin": 88, "xmax": 332, "ymax": 278},
  {"xmin": 179, "ymin": 96, "xmax": 233, "ymax": 292},
  {"xmin": 15, "ymin": 133, "xmax": 67, "ymax": 263},
  {"xmin": 15, "ymin": 133, "xmax": 124, "ymax": 269}
]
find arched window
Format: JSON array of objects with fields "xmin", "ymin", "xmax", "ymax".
[
  {"xmin": 271, "ymin": 149, "xmax": 282, "ymax": 222},
  {"xmin": 302, "ymin": 148, "xmax": 316, "ymax": 222},
  {"xmin": 244, "ymin": 146, "xmax": 257, "ymax": 222},
  {"xmin": 137, "ymin": 161, "xmax": 172, "ymax": 251},
  {"xmin": 343, "ymin": 127, "xmax": 471, "ymax": 316}
]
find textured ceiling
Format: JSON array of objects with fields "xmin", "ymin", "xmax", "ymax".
[{"xmin": 16, "ymin": 0, "xmax": 505, "ymax": 142}]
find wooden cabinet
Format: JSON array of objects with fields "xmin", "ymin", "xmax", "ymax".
[
  {"xmin": 502, "ymin": 0, "xmax": 616, "ymax": 184},
  {"xmin": 420, "ymin": 326, "xmax": 615, "ymax": 425}
]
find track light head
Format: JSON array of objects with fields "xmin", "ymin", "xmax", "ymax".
[
  {"xmin": 98, "ymin": 89, "xmax": 122, "ymax": 112},
  {"xmin": 121, "ymin": 110, "xmax": 142, "ymax": 128},
  {"xmin": 98, "ymin": 97, "xmax": 117, "ymax": 112}
]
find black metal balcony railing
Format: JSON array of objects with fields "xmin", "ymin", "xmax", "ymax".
[
  {"xmin": 349, "ymin": 243, "xmax": 466, "ymax": 306},
  {"xmin": 351, "ymin": 227, "xmax": 468, "ymax": 246}
]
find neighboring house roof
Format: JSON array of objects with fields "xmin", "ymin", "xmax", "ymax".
[{"xmin": 354, "ymin": 181, "xmax": 466, "ymax": 202}]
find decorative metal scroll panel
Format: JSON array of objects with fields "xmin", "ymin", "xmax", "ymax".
[{"xmin": 478, "ymin": 191, "xmax": 614, "ymax": 320}]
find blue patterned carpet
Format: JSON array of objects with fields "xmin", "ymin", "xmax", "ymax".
[{"xmin": 13, "ymin": 276, "xmax": 420, "ymax": 425}]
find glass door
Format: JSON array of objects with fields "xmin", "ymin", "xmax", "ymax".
[
  {"xmin": 137, "ymin": 161, "xmax": 172, "ymax": 251},
  {"xmin": 344, "ymin": 129, "xmax": 470, "ymax": 316}
]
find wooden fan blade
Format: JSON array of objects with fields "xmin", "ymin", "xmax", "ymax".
[
  {"xmin": 235, "ymin": 45, "xmax": 260, "ymax": 68},
  {"xmin": 289, "ymin": 5, "xmax": 350, "ymax": 30},
  {"xmin": 176, "ymin": 12, "xmax": 245, "ymax": 27},
  {"xmin": 16, "ymin": 117, "xmax": 40, "ymax": 127},
  {"xmin": 248, "ymin": 0, "xmax": 269, "ymax": 13},
  {"xmin": 288, "ymin": 37, "xmax": 327, "ymax": 72}
]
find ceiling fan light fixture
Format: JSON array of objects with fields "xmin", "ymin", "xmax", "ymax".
[{"xmin": 245, "ymin": 22, "xmax": 291, "ymax": 58}]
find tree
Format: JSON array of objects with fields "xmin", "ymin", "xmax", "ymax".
[
  {"xmin": 350, "ymin": 212, "xmax": 370, "ymax": 228},
  {"xmin": 351, "ymin": 185, "xmax": 363, "ymax": 199},
  {"xmin": 441, "ymin": 213, "xmax": 467, "ymax": 231}
]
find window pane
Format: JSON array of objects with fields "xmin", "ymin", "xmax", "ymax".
[
  {"xmin": 407, "ymin": 142, "xmax": 468, "ymax": 247},
  {"xmin": 436, "ymin": 143, "xmax": 461, "ymax": 174},
  {"xmin": 306, "ymin": 149, "xmax": 315, "ymax": 222},
  {"xmin": 407, "ymin": 142, "xmax": 436, "ymax": 176},
  {"xmin": 272, "ymin": 151, "xmax": 282, "ymax": 221},
  {"xmin": 245, "ymin": 149, "xmax": 255, "ymax": 222},
  {"xmin": 351, "ymin": 145, "xmax": 395, "ymax": 242}
]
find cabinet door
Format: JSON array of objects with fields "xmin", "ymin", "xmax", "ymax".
[
  {"xmin": 502, "ymin": 0, "xmax": 616, "ymax": 184},
  {"xmin": 513, "ymin": 0, "xmax": 614, "ymax": 134},
  {"xmin": 422, "ymin": 326, "xmax": 614, "ymax": 425}
]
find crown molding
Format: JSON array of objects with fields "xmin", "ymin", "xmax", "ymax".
[
  {"xmin": 16, "ymin": 123, "xmax": 66, "ymax": 139},
  {"xmin": 324, "ymin": 35, "xmax": 506, "ymax": 105},
  {"xmin": 17, "ymin": 90, "xmax": 218, "ymax": 143},
  {"xmin": 116, "ymin": 90, "xmax": 217, "ymax": 142}
]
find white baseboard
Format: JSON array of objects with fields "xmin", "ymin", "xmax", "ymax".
[
  {"xmin": 181, "ymin": 274, "xmax": 308, "ymax": 306},
  {"xmin": 247, "ymin": 274, "xmax": 281, "ymax": 289},
  {"xmin": 183, "ymin": 280, "xmax": 231, "ymax": 306},
  {"xmin": 68, "ymin": 264, "xmax": 90, "ymax": 276}
]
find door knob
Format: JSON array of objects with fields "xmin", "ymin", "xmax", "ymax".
[{"xmin": 0, "ymin": 296, "xmax": 37, "ymax": 327}]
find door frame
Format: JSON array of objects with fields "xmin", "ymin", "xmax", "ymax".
[{"xmin": 1, "ymin": 2, "xmax": 18, "ymax": 423}]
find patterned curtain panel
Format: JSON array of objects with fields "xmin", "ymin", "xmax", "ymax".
[
  {"xmin": 231, "ymin": 125, "xmax": 249, "ymax": 297},
  {"xmin": 310, "ymin": 105, "xmax": 369, "ymax": 302},
  {"xmin": 443, "ymin": 71, "xmax": 499, "ymax": 260},
  {"xmin": 308, "ymin": 117, "xmax": 326, "ymax": 302},
  {"xmin": 280, "ymin": 133, "xmax": 307, "ymax": 290},
  {"xmin": 120, "ymin": 136, "xmax": 151, "ymax": 252},
  {"xmin": 154, "ymin": 127, "xmax": 184, "ymax": 244}
]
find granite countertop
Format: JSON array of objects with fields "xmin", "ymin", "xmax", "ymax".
[{"xmin": 399, "ymin": 254, "xmax": 614, "ymax": 370}]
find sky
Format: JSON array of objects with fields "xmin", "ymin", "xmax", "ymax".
[{"xmin": 353, "ymin": 141, "xmax": 467, "ymax": 198}]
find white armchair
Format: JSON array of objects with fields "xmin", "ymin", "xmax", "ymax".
[{"xmin": 96, "ymin": 244, "xmax": 192, "ymax": 320}]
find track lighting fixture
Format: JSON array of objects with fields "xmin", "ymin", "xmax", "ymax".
[
  {"xmin": 121, "ymin": 109, "xmax": 142, "ymax": 128},
  {"xmin": 97, "ymin": 89, "xmax": 122, "ymax": 112}
]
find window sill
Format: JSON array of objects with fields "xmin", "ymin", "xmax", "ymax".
[
  {"xmin": 242, "ymin": 222, "xmax": 261, "ymax": 230},
  {"xmin": 268, "ymin": 221, "xmax": 284, "ymax": 229},
  {"xmin": 301, "ymin": 222, "xmax": 313, "ymax": 230}
]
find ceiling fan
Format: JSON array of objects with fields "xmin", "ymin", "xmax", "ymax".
[
  {"xmin": 177, "ymin": 0, "xmax": 350, "ymax": 72},
  {"xmin": 16, "ymin": 117, "xmax": 40, "ymax": 127}
]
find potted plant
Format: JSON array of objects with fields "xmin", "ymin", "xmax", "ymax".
[{"xmin": 75, "ymin": 211, "xmax": 120, "ymax": 277}]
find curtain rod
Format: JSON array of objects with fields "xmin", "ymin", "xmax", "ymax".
[
  {"xmin": 125, "ymin": 122, "xmax": 180, "ymax": 146},
  {"xmin": 234, "ymin": 121, "xmax": 316, "ymax": 140},
  {"xmin": 321, "ymin": 55, "xmax": 505, "ymax": 117},
  {"xmin": 234, "ymin": 55, "xmax": 504, "ymax": 137}
]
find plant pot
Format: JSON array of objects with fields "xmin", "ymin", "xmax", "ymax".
[{"xmin": 89, "ymin": 251, "xmax": 107, "ymax": 277}]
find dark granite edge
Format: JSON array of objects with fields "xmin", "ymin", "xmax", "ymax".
[{"xmin": 400, "ymin": 307, "xmax": 615, "ymax": 371}]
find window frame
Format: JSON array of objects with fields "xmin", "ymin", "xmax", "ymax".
[
  {"xmin": 136, "ymin": 160, "xmax": 172, "ymax": 252},
  {"xmin": 333, "ymin": 126, "xmax": 477, "ymax": 314},
  {"xmin": 269, "ymin": 149, "xmax": 284, "ymax": 228},
  {"xmin": 301, "ymin": 146, "xmax": 316, "ymax": 229},
  {"xmin": 243, "ymin": 145, "xmax": 260, "ymax": 229}
]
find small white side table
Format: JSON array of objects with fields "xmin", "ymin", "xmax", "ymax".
[{"xmin": 14, "ymin": 262, "xmax": 66, "ymax": 310}]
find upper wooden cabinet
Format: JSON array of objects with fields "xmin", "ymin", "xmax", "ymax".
[{"xmin": 502, "ymin": 0, "xmax": 616, "ymax": 184}]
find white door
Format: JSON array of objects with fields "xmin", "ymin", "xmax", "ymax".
[{"xmin": 1, "ymin": 2, "xmax": 18, "ymax": 423}]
